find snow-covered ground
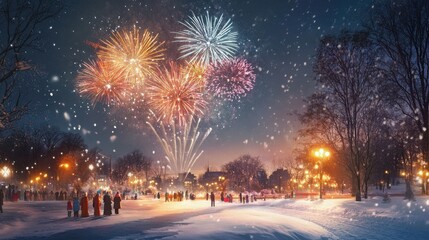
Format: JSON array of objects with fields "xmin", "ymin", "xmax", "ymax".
[{"xmin": 1, "ymin": 194, "xmax": 429, "ymax": 240}]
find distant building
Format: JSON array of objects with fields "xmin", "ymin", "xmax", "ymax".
[
  {"xmin": 199, "ymin": 167, "xmax": 226, "ymax": 192},
  {"xmin": 176, "ymin": 172, "xmax": 197, "ymax": 189}
]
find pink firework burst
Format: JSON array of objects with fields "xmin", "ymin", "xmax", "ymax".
[{"xmin": 205, "ymin": 58, "xmax": 256, "ymax": 101}]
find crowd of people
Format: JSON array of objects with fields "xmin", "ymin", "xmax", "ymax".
[
  {"xmin": 0, "ymin": 183, "xmax": 263, "ymax": 215},
  {"xmin": 153, "ymin": 190, "xmax": 259, "ymax": 207},
  {"xmin": 162, "ymin": 190, "xmax": 188, "ymax": 202},
  {"xmin": 0, "ymin": 184, "xmax": 76, "ymax": 202},
  {"xmin": 67, "ymin": 191, "xmax": 122, "ymax": 218}
]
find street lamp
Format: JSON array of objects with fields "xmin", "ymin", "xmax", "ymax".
[
  {"xmin": 314, "ymin": 148, "xmax": 330, "ymax": 199},
  {"xmin": 1, "ymin": 166, "xmax": 11, "ymax": 178}
]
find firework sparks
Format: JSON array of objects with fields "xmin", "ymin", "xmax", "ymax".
[
  {"xmin": 98, "ymin": 27, "xmax": 165, "ymax": 85},
  {"xmin": 147, "ymin": 115, "xmax": 212, "ymax": 178},
  {"xmin": 182, "ymin": 62, "xmax": 207, "ymax": 87},
  {"xmin": 206, "ymin": 58, "xmax": 256, "ymax": 101},
  {"xmin": 174, "ymin": 12, "xmax": 238, "ymax": 67},
  {"xmin": 146, "ymin": 62, "xmax": 207, "ymax": 126},
  {"xmin": 76, "ymin": 60, "xmax": 129, "ymax": 105}
]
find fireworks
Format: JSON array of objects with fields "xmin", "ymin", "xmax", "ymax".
[
  {"xmin": 147, "ymin": 115, "xmax": 212, "ymax": 177},
  {"xmin": 174, "ymin": 12, "xmax": 238, "ymax": 67},
  {"xmin": 76, "ymin": 60, "xmax": 128, "ymax": 105},
  {"xmin": 146, "ymin": 62, "xmax": 207, "ymax": 126},
  {"xmin": 205, "ymin": 58, "xmax": 256, "ymax": 101},
  {"xmin": 182, "ymin": 62, "xmax": 207, "ymax": 88},
  {"xmin": 74, "ymin": 16, "xmax": 255, "ymax": 178},
  {"xmin": 98, "ymin": 27, "xmax": 165, "ymax": 85}
]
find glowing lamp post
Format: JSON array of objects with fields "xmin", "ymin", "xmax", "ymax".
[
  {"xmin": 314, "ymin": 148, "xmax": 330, "ymax": 199},
  {"xmin": 1, "ymin": 166, "xmax": 11, "ymax": 182}
]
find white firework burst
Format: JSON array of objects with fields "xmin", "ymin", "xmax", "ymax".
[{"xmin": 174, "ymin": 12, "xmax": 239, "ymax": 66}]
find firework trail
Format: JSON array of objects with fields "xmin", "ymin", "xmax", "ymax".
[
  {"xmin": 174, "ymin": 12, "xmax": 238, "ymax": 67},
  {"xmin": 147, "ymin": 114, "xmax": 212, "ymax": 179},
  {"xmin": 205, "ymin": 58, "xmax": 256, "ymax": 101},
  {"xmin": 98, "ymin": 26, "xmax": 165, "ymax": 85},
  {"xmin": 146, "ymin": 62, "xmax": 207, "ymax": 126},
  {"xmin": 76, "ymin": 60, "xmax": 128, "ymax": 105}
]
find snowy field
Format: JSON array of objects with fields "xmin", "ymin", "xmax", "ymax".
[{"xmin": 1, "ymin": 195, "xmax": 429, "ymax": 240}]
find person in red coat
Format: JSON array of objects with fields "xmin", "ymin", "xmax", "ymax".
[
  {"xmin": 113, "ymin": 192, "xmax": 122, "ymax": 214},
  {"xmin": 80, "ymin": 193, "xmax": 89, "ymax": 217},
  {"xmin": 93, "ymin": 193, "xmax": 101, "ymax": 216}
]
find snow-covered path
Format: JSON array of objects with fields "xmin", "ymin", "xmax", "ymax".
[{"xmin": 1, "ymin": 196, "xmax": 428, "ymax": 239}]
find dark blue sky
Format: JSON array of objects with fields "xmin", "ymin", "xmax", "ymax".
[{"xmin": 18, "ymin": 0, "xmax": 370, "ymax": 173}]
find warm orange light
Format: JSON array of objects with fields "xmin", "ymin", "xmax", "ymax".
[
  {"xmin": 60, "ymin": 163, "xmax": 70, "ymax": 169},
  {"xmin": 1, "ymin": 166, "xmax": 11, "ymax": 178},
  {"xmin": 314, "ymin": 148, "xmax": 330, "ymax": 159}
]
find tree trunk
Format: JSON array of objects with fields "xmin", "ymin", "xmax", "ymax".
[
  {"xmin": 355, "ymin": 175, "xmax": 362, "ymax": 201},
  {"xmin": 422, "ymin": 123, "xmax": 429, "ymax": 195},
  {"xmin": 363, "ymin": 181, "xmax": 368, "ymax": 199},
  {"xmin": 404, "ymin": 179, "xmax": 415, "ymax": 201},
  {"xmin": 351, "ymin": 176, "xmax": 357, "ymax": 197}
]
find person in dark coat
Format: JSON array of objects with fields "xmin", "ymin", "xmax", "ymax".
[
  {"xmin": 206, "ymin": 192, "xmax": 209, "ymax": 201},
  {"xmin": 113, "ymin": 192, "xmax": 122, "ymax": 214},
  {"xmin": 72, "ymin": 197, "xmax": 80, "ymax": 217},
  {"xmin": 103, "ymin": 192, "xmax": 112, "ymax": 215},
  {"xmin": 239, "ymin": 192, "xmax": 242, "ymax": 203},
  {"xmin": 93, "ymin": 193, "xmax": 101, "ymax": 216},
  {"xmin": 210, "ymin": 192, "xmax": 215, "ymax": 207},
  {"xmin": 157, "ymin": 192, "xmax": 160, "ymax": 199},
  {"xmin": 0, "ymin": 189, "xmax": 4, "ymax": 213},
  {"xmin": 80, "ymin": 193, "xmax": 89, "ymax": 217},
  {"xmin": 220, "ymin": 191, "xmax": 224, "ymax": 202}
]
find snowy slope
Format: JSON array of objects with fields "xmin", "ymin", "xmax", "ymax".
[{"xmin": 0, "ymin": 196, "xmax": 428, "ymax": 240}]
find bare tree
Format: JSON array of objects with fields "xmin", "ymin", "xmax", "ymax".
[
  {"xmin": 367, "ymin": 0, "xmax": 429, "ymax": 194},
  {"xmin": 141, "ymin": 156, "xmax": 153, "ymax": 187},
  {"xmin": 300, "ymin": 31, "xmax": 386, "ymax": 201},
  {"xmin": 34, "ymin": 126, "xmax": 64, "ymax": 169},
  {"xmin": 222, "ymin": 155, "xmax": 266, "ymax": 192},
  {"xmin": 360, "ymin": 106, "xmax": 394, "ymax": 199},
  {"xmin": 393, "ymin": 118, "xmax": 420, "ymax": 200},
  {"xmin": 111, "ymin": 150, "xmax": 148, "ymax": 185},
  {"xmin": 0, "ymin": 0, "xmax": 62, "ymax": 130},
  {"xmin": 57, "ymin": 133, "xmax": 86, "ymax": 153}
]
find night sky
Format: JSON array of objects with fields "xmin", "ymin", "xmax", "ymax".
[{"xmin": 18, "ymin": 0, "xmax": 370, "ymax": 173}]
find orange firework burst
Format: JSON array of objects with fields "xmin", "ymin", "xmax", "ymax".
[
  {"xmin": 76, "ymin": 60, "xmax": 129, "ymax": 105},
  {"xmin": 182, "ymin": 62, "xmax": 207, "ymax": 88},
  {"xmin": 98, "ymin": 27, "xmax": 165, "ymax": 85},
  {"xmin": 146, "ymin": 62, "xmax": 207, "ymax": 126}
]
